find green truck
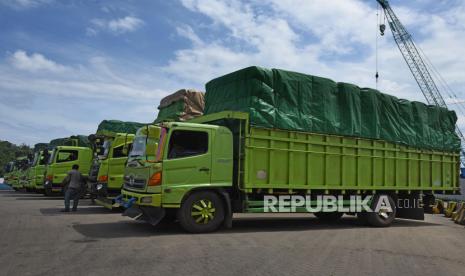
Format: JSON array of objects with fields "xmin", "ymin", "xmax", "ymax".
[
  {"xmin": 27, "ymin": 143, "xmax": 50, "ymax": 193},
  {"xmin": 88, "ymin": 120, "xmax": 144, "ymax": 209},
  {"xmin": 44, "ymin": 136, "xmax": 93, "ymax": 196},
  {"xmin": 10, "ymin": 156, "xmax": 31, "ymax": 191},
  {"xmin": 3, "ymin": 161, "xmax": 15, "ymax": 186},
  {"xmin": 120, "ymin": 67, "xmax": 461, "ymax": 232}
]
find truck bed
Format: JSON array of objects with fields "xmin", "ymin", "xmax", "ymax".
[
  {"xmin": 192, "ymin": 111, "xmax": 460, "ymax": 194},
  {"xmin": 244, "ymin": 127, "xmax": 459, "ymax": 194}
]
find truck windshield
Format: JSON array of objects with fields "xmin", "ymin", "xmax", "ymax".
[
  {"xmin": 48, "ymin": 149, "xmax": 56, "ymax": 165},
  {"xmin": 100, "ymin": 140, "xmax": 112, "ymax": 159},
  {"xmin": 129, "ymin": 136, "xmax": 147, "ymax": 157},
  {"xmin": 39, "ymin": 151, "xmax": 48, "ymax": 165},
  {"xmin": 129, "ymin": 135, "xmax": 160, "ymax": 159}
]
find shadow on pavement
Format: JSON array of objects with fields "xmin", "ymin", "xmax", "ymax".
[
  {"xmin": 1, "ymin": 192, "xmax": 35, "ymax": 197},
  {"xmin": 72, "ymin": 216, "xmax": 442, "ymax": 239},
  {"xmin": 17, "ymin": 197, "xmax": 63, "ymax": 201},
  {"xmin": 40, "ymin": 206, "xmax": 116, "ymax": 216},
  {"xmin": 73, "ymin": 220, "xmax": 180, "ymax": 238}
]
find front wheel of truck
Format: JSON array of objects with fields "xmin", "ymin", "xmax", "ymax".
[{"xmin": 178, "ymin": 191, "xmax": 225, "ymax": 233}]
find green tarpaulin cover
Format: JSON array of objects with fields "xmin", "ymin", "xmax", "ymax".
[
  {"xmin": 33, "ymin": 143, "xmax": 49, "ymax": 152},
  {"xmin": 96, "ymin": 120, "xmax": 145, "ymax": 136},
  {"xmin": 205, "ymin": 66, "xmax": 460, "ymax": 152},
  {"xmin": 49, "ymin": 135, "xmax": 90, "ymax": 148},
  {"xmin": 155, "ymin": 89, "xmax": 205, "ymax": 123}
]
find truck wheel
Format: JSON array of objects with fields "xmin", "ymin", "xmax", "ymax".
[
  {"xmin": 365, "ymin": 194, "xmax": 396, "ymax": 227},
  {"xmin": 177, "ymin": 191, "xmax": 225, "ymax": 233},
  {"xmin": 314, "ymin": 212, "xmax": 343, "ymax": 222},
  {"xmin": 422, "ymin": 194, "xmax": 435, "ymax": 214}
]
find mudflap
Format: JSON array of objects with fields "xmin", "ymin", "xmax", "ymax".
[
  {"xmin": 123, "ymin": 206, "xmax": 166, "ymax": 226},
  {"xmin": 396, "ymin": 194, "xmax": 425, "ymax": 220}
]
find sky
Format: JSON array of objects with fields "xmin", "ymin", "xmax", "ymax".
[{"xmin": 1, "ymin": 0, "xmax": 465, "ymax": 146}]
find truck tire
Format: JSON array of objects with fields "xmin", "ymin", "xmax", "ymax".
[
  {"xmin": 177, "ymin": 191, "xmax": 225, "ymax": 233},
  {"xmin": 422, "ymin": 194, "xmax": 435, "ymax": 214},
  {"xmin": 314, "ymin": 212, "xmax": 343, "ymax": 222},
  {"xmin": 365, "ymin": 194, "xmax": 396, "ymax": 227}
]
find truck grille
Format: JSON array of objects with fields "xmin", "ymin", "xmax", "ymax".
[{"xmin": 124, "ymin": 176, "xmax": 146, "ymax": 189}]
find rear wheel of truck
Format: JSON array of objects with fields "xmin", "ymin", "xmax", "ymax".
[
  {"xmin": 365, "ymin": 194, "xmax": 396, "ymax": 227},
  {"xmin": 314, "ymin": 212, "xmax": 343, "ymax": 222},
  {"xmin": 178, "ymin": 191, "xmax": 225, "ymax": 233}
]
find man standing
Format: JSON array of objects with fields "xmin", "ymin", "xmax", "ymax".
[{"xmin": 61, "ymin": 164, "xmax": 86, "ymax": 212}]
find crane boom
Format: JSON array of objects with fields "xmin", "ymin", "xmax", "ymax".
[{"xmin": 377, "ymin": 0, "xmax": 465, "ymax": 161}]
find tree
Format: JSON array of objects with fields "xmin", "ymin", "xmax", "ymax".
[{"xmin": 0, "ymin": 141, "xmax": 33, "ymax": 176}]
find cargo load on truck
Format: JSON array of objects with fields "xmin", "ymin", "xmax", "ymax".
[
  {"xmin": 33, "ymin": 143, "xmax": 48, "ymax": 152},
  {"xmin": 96, "ymin": 120, "xmax": 145, "ymax": 136},
  {"xmin": 49, "ymin": 135, "xmax": 90, "ymax": 148},
  {"xmin": 205, "ymin": 66, "xmax": 460, "ymax": 152},
  {"xmin": 154, "ymin": 89, "xmax": 205, "ymax": 123}
]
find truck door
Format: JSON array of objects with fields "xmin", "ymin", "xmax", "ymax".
[
  {"xmin": 107, "ymin": 144, "xmax": 129, "ymax": 191},
  {"xmin": 53, "ymin": 149, "xmax": 79, "ymax": 184},
  {"xmin": 163, "ymin": 129, "xmax": 211, "ymax": 190}
]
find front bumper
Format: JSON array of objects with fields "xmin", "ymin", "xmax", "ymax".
[
  {"xmin": 95, "ymin": 197, "xmax": 120, "ymax": 210},
  {"xmin": 44, "ymin": 180, "xmax": 63, "ymax": 193},
  {"xmin": 121, "ymin": 188, "xmax": 162, "ymax": 207},
  {"xmin": 120, "ymin": 190, "xmax": 166, "ymax": 226},
  {"xmin": 91, "ymin": 182, "xmax": 124, "ymax": 209}
]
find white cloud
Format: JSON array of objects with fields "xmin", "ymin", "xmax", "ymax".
[
  {"xmin": 0, "ymin": 49, "xmax": 190, "ymax": 145},
  {"xmin": 0, "ymin": 0, "xmax": 52, "ymax": 8},
  {"xmin": 108, "ymin": 16, "xmax": 143, "ymax": 33},
  {"xmin": 164, "ymin": 0, "xmax": 465, "ymax": 131},
  {"xmin": 8, "ymin": 50, "xmax": 68, "ymax": 73},
  {"xmin": 3, "ymin": 0, "xmax": 465, "ymax": 144},
  {"xmin": 3, "ymin": 51, "xmax": 172, "ymax": 102},
  {"xmin": 168, "ymin": 0, "xmax": 465, "ymax": 103},
  {"xmin": 88, "ymin": 16, "xmax": 144, "ymax": 36},
  {"xmin": 176, "ymin": 25, "xmax": 203, "ymax": 46}
]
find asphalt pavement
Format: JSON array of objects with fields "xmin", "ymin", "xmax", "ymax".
[{"xmin": 0, "ymin": 190, "xmax": 464, "ymax": 276}]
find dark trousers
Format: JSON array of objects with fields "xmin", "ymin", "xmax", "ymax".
[{"xmin": 64, "ymin": 187, "xmax": 80, "ymax": 211}]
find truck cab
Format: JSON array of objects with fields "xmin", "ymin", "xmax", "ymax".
[
  {"xmin": 8, "ymin": 163, "xmax": 19, "ymax": 189},
  {"xmin": 91, "ymin": 133, "xmax": 135, "ymax": 208},
  {"xmin": 11, "ymin": 157, "xmax": 32, "ymax": 191},
  {"xmin": 121, "ymin": 122, "xmax": 233, "ymax": 231},
  {"xmin": 44, "ymin": 146, "xmax": 93, "ymax": 195},
  {"xmin": 3, "ymin": 161, "xmax": 15, "ymax": 186},
  {"xmin": 28, "ymin": 150, "xmax": 50, "ymax": 193}
]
